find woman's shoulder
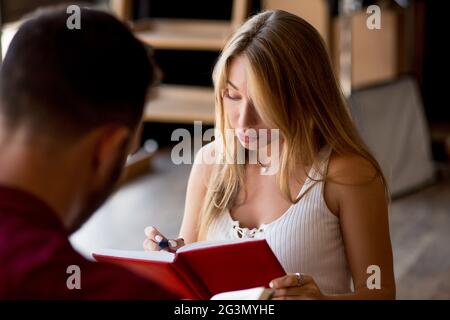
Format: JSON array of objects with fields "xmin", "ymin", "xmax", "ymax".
[
  {"xmin": 327, "ymin": 151, "xmax": 381, "ymax": 186},
  {"xmin": 324, "ymin": 151, "xmax": 386, "ymax": 216},
  {"xmin": 193, "ymin": 141, "xmax": 219, "ymax": 168},
  {"xmin": 191, "ymin": 141, "xmax": 220, "ymax": 185}
]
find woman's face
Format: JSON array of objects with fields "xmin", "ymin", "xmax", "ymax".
[{"xmin": 222, "ymin": 55, "xmax": 272, "ymax": 150}]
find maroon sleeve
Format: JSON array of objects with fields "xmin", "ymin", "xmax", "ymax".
[
  {"xmin": 0, "ymin": 188, "xmax": 181, "ymax": 300},
  {"xmin": 14, "ymin": 240, "xmax": 180, "ymax": 300}
]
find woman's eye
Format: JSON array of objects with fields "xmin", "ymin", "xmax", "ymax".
[{"xmin": 224, "ymin": 92, "xmax": 241, "ymax": 101}]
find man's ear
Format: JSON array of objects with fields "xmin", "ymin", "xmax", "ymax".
[{"xmin": 90, "ymin": 124, "xmax": 131, "ymax": 184}]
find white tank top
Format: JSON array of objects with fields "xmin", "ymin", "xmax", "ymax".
[{"xmin": 205, "ymin": 147, "xmax": 352, "ymax": 294}]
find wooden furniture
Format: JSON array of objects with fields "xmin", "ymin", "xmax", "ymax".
[
  {"xmin": 332, "ymin": 7, "xmax": 405, "ymax": 90},
  {"xmin": 110, "ymin": 0, "xmax": 250, "ymax": 125},
  {"xmin": 263, "ymin": 1, "xmax": 409, "ymax": 93},
  {"xmin": 120, "ymin": 144, "xmax": 157, "ymax": 185},
  {"xmin": 144, "ymin": 84, "xmax": 215, "ymax": 124}
]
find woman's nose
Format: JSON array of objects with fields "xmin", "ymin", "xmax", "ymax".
[{"xmin": 237, "ymin": 101, "xmax": 258, "ymax": 128}]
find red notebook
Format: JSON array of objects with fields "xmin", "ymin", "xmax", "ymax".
[{"xmin": 92, "ymin": 238, "xmax": 286, "ymax": 300}]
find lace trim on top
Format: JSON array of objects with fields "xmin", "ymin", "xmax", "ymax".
[
  {"xmin": 229, "ymin": 217, "xmax": 267, "ymax": 238},
  {"xmin": 225, "ymin": 145, "xmax": 332, "ymax": 239}
]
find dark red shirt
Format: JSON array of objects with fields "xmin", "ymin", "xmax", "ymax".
[{"xmin": 0, "ymin": 185, "xmax": 179, "ymax": 300}]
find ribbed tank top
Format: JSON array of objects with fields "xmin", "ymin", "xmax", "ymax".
[{"xmin": 205, "ymin": 147, "xmax": 352, "ymax": 294}]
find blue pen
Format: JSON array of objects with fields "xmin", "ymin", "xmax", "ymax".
[{"xmin": 158, "ymin": 238, "xmax": 169, "ymax": 250}]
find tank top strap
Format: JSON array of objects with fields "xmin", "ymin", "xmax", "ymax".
[{"xmin": 297, "ymin": 145, "xmax": 332, "ymax": 199}]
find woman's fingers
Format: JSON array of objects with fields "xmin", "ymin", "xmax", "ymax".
[
  {"xmin": 143, "ymin": 238, "xmax": 159, "ymax": 251},
  {"xmin": 143, "ymin": 226, "xmax": 185, "ymax": 252},
  {"xmin": 144, "ymin": 226, "xmax": 163, "ymax": 240},
  {"xmin": 269, "ymin": 273, "xmax": 311, "ymax": 289},
  {"xmin": 271, "ymin": 296, "xmax": 312, "ymax": 300},
  {"xmin": 269, "ymin": 274, "xmax": 297, "ymax": 289},
  {"xmin": 166, "ymin": 237, "xmax": 185, "ymax": 252},
  {"xmin": 143, "ymin": 226, "xmax": 168, "ymax": 251},
  {"xmin": 268, "ymin": 274, "xmax": 323, "ymax": 300},
  {"xmin": 270, "ymin": 286, "xmax": 309, "ymax": 298},
  {"xmin": 168, "ymin": 238, "xmax": 185, "ymax": 251}
]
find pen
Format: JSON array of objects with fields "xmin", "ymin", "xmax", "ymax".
[
  {"xmin": 157, "ymin": 237, "xmax": 169, "ymax": 250},
  {"xmin": 155, "ymin": 234, "xmax": 178, "ymax": 251}
]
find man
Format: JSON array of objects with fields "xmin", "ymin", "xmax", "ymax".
[{"xmin": 0, "ymin": 7, "xmax": 178, "ymax": 299}]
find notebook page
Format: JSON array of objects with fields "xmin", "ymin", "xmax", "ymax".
[
  {"xmin": 177, "ymin": 238, "xmax": 261, "ymax": 253},
  {"xmin": 93, "ymin": 248, "xmax": 175, "ymax": 263},
  {"xmin": 210, "ymin": 287, "xmax": 273, "ymax": 300}
]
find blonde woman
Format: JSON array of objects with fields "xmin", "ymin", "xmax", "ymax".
[{"xmin": 144, "ymin": 10, "xmax": 395, "ymax": 299}]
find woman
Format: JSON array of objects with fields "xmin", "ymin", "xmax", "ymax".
[{"xmin": 144, "ymin": 10, "xmax": 395, "ymax": 299}]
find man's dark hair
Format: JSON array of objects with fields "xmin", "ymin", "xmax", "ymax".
[{"xmin": 0, "ymin": 7, "xmax": 154, "ymax": 140}]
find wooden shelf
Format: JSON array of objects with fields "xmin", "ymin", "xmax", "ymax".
[
  {"xmin": 133, "ymin": 18, "xmax": 232, "ymax": 51},
  {"xmin": 120, "ymin": 147, "xmax": 155, "ymax": 185},
  {"xmin": 109, "ymin": 0, "xmax": 250, "ymax": 126},
  {"xmin": 144, "ymin": 85, "xmax": 215, "ymax": 124}
]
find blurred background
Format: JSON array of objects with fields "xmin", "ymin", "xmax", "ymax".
[{"xmin": 1, "ymin": 0, "xmax": 449, "ymax": 299}]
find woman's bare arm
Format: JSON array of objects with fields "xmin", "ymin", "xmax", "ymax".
[
  {"xmin": 178, "ymin": 142, "xmax": 216, "ymax": 244},
  {"xmin": 271, "ymin": 153, "xmax": 396, "ymax": 300},
  {"xmin": 325, "ymin": 153, "xmax": 396, "ymax": 299}
]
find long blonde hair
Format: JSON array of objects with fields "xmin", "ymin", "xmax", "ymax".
[{"xmin": 197, "ymin": 10, "xmax": 387, "ymax": 240}]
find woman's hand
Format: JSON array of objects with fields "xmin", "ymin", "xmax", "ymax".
[
  {"xmin": 143, "ymin": 226, "xmax": 185, "ymax": 253},
  {"xmin": 269, "ymin": 273, "xmax": 325, "ymax": 300}
]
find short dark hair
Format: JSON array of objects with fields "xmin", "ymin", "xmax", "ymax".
[{"xmin": 0, "ymin": 7, "xmax": 154, "ymax": 140}]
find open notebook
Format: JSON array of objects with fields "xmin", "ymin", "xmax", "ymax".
[
  {"xmin": 92, "ymin": 238, "xmax": 285, "ymax": 300},
  {"xmin": 210, "ymin": 286, "xmax": 274, "ymax": 300}
]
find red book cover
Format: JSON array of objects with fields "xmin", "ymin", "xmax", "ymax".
[{"xmin": 92, "ymin": 239, "xmax": 286, "ymax": 299}]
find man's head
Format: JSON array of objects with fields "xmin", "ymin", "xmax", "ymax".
[{"xmin": 0, "ymin": 7, "xmax": 155, "ymax": 231}]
